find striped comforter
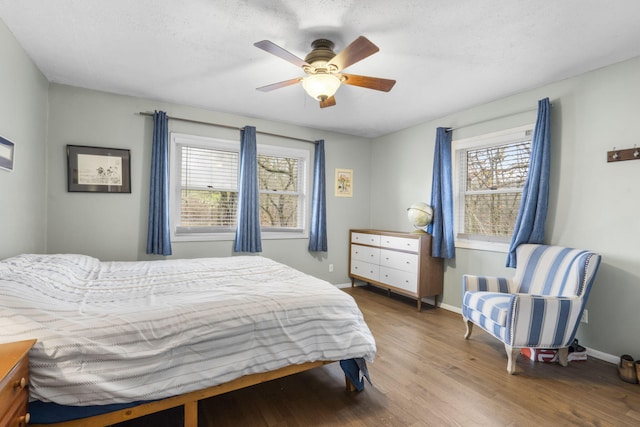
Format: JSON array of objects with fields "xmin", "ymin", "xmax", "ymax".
[{"xmin": 0, "ymin": 254, "xmax": 376, "ymax": 406}]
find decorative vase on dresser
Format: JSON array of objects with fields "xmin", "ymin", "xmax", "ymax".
[{"xmin": 349, "ymin": 229, "xmax": 444, "ymax": 310}]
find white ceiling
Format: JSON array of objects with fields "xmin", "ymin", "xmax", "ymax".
[{"xmin": 2, "ymin": 0, "xmax": 640, "ymax": 138}]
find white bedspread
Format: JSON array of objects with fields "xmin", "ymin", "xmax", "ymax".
[{"xmin": 0, "ymin": 254, "xmax": 376, "ymax": 406}]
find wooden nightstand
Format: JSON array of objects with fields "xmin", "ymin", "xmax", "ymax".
[{"xmin": 0, "ymin": 339, "xmax": 36, "ymax": 427}]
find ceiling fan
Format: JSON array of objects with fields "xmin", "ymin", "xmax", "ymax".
[{"xmin": 254, "ymin": 36, "xmax": 396, "ymax": 108}]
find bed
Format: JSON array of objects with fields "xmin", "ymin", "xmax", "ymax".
[{"xmin": 0, "ymin": 253, "xmax": 376, "ymax": 426}]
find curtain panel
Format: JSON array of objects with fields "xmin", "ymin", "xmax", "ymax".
[
  {"xmin": 308, "ymin": 140, "xmax": 327, "ymax": 252},
  {"xmin": 506, "ymin": 97, "xmax": 551, "ymax": 267},
  {"xmin": 427, "ymin": 127, "xmax": 455, "ymax": 259},
  {"xmin": 234, "ymin": 126, "xmax": 262, "ymax": 253},
  {"xmin": 146, "ymin": 110, "xmax": 172, "ymax": 256}
]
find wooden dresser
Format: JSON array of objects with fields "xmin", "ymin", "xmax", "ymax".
[
  {"xmin": 349, "ymin": 229, "xmax": 443, "ymax": 310},
  {"xmin": 1, "ymin": 339, "xmax": 36, "ymax": 427}
]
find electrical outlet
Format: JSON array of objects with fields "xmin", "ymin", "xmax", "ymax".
[
  {"xmin": 329, "ymin": 263, "xmax": 334, "ymax": 273},
  {"xmin": 581, "ymin": 310, "xmax": 588, "ymax": 324}
]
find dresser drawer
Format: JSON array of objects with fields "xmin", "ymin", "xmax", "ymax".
[
  {"xmin": 351, "ymin": 244, "xmax": 380, "ymax": 263},
  {"xmin": 380, "ymin": 249, "xmax": 419, "ymax": 274},
  {"xmin": 379, "ymin": 266, "xmax": 418, "ymax": 294},
  {"xmin": 380, "ymin": 235, "xmax": 419, "ymax": 252},
  {"xmin": 350, "ymin": 260, "xmax": 380, "ymax": 282},
  {"xmin": 0, "ymin": 357, "xmax": 29, "ymax": 416},
  {"xmin": 0, "ymin": 393, "xmax": 29, "ymax": 427},
  {"xmin": 351, "ymin": 232, "xmax": 381, "ymax": 246}
]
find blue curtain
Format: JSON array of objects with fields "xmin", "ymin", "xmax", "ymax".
[
  {"xmin": 427, "ymin": 127, "xmax": 455, "ymax": 258},
  {"xmin": 146, "ymin": 111, "xmax": 172, "ymax": 256},
  {"xmin": 308, "ymin": 140, "xmax": 327, "ymax": 252},
  {"xmin": 234, "ymin": 126, "xmax": 262, "ymax": 253},
  {"xmin": 506, "ymin": 97, "xmax": 551, "ymax": 267}
]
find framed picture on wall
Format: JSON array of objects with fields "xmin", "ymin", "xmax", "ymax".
[
  {"xmin": 0, "ymin": 135, "xmax": 15, "ymax": 172},
  {"xmin": 335, "ymin": 168, "xmax": 353, "ymax": 197},
  {"xmin": 67, "ymin": 145, "xmax": 131, "ymax": 193}
]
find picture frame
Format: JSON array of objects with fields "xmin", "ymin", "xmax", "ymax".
[
  {"xmin": 0, "ymin": 135, "xmax": 15, "ymax": 172},
  {"xmin": 67, "ymin": 145, "xmax": 131, "ymax": 193},
  {"xmin": 335, "ymin": 168, "xmax": 353, "ymax": 197}
]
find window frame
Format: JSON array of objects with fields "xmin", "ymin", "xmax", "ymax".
[
  {"xmin": 169, "ymin": 133, "xmax": 310, "ymax": 242},
  {"xmin": 452, "ymin": 124, "xmax": 534, "ymax": 253}
]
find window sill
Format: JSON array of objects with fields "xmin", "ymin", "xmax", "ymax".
[
  {"xmin": 172, "ymin": 231, "xmax": 309, "ymax": 242},
  {"xmin": 455, "ymin": 239, "xmax": 510, "ymax": 253}
]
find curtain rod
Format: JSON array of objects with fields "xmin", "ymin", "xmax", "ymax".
[
  {"xmin": 446, "ymin": 106, "xmax": 542, "ymax": 132},
  {"xmin": 138, "ymin": 111, "xmax": 317, "ymax": 144}
]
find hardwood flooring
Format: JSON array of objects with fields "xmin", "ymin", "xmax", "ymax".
[{"xmin": 116, "ymin": 285, "xmax": 640, "ymax": 426}]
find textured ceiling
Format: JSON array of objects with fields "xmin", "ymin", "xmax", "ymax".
[{"xmin": 2, "ymin": 0, "xmax": 640, "ymax": 138}]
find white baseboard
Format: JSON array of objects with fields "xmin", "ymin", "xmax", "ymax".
[{"xmin": 335, "ymin": 282, "xmax": 352, "ymax": 289}]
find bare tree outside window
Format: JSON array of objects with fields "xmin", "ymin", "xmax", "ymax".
[{"xmin": 258, "ymin": 155, "xmax": 299, "ymax": 228}]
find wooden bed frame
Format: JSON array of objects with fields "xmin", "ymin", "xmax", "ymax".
[{"xmin": 30, "ymin": 360, "xmax": 355, "ymax": 427}]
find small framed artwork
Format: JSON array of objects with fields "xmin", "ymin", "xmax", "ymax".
[
  {"xmin": 67, "ymin": 145, "xmax": 131, "ymax": 193},
  {"xmin": 0, "ymin": 136, "xmax": 15, "ymax": 171},
  {"xmin": 335, "ymin": 168, "xmax": 353, "ymax": 197}
]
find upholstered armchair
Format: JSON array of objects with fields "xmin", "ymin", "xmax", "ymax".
[{"xmin": 462, "ymin": 244, "xmax": 601, "ymax": 374}]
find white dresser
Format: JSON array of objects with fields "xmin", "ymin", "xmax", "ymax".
[{"xmin": 349, "ymin": 229, "xmax": 444, "ymax": 310}]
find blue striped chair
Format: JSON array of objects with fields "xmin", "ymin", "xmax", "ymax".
[{"xmin": 462, "ymin": 244, "xmax": 601, "ymax": 374}]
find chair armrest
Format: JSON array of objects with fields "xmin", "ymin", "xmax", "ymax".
[
  {"xmin": 510, "ymin": 294, "xmax": 583, "ymax": 348},
  {"xmin": 463, "ymin": 274, "xmax": 515, "ymax": 293}
]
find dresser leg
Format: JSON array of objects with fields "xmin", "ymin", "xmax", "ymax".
[{"xmin": 417, "ymin": 298, "xmax": 422, "ymax": 311}]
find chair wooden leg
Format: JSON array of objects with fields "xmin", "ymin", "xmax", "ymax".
[
  {"xmin": 505, "ymin": 344, "xmax": 519, "ymax": 374},
  {"xmin": 464, "ymin": 320, "xmax": 473, "ymax": 339},
  {"xmin": 557, "ymin": 347, "xmax": 569, "ymax": 367}
]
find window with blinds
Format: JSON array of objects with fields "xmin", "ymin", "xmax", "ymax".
[
  {"xmin": 170, "ymin": 133, "xmax": 309, "ymax": 241},
  {"xmin": 178, "ymin": 145, "xmax": 238, "ymax": 233},
  {"xmin": 453, "ymin": 125, "xmax": 533, "ymax": 249}
]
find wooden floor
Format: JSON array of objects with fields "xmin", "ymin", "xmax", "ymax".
[{"xmin": 116, "ymin": 285, "xmax": 640, "ymax": 427}]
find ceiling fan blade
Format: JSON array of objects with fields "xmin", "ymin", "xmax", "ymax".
[
  {"xmin": 256, "ymin": 78, "xmax": 302, "ymax": 92},
  {"xmin": 319, "ymin": 96, "xmax": 336, "ymax": 108},
  {"xmin": 328, "ymin": 36, "xmax": 379, "ymax": 71},
  {"xmin": 254, "ymin": 40, "xmax": 310, "ymax": 68},
  {"xmin": 341, "ymin": 74, "xmax": 396, "ymax": 92}
]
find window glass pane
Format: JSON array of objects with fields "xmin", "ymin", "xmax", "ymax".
[
  {"xmin": 466, "ymin": 141, "xmax": 530, "ymax": 192},
  {"xmin": 463, "ymin": 192, "xmax": 522, "ymax": 238},
  {"xmin": 181, "ymin": 189, "xmax": 238, "ymax": 227},
  {"xmin": 258, "ymin": 155, "xmax": 299, "ymax": 192},
  {"xmin": 259, "ymin": 193, "xmax": 299, "ymax": 228},
  {"xmin": 181, "ymin": 146, "xmax": 238, "ymax": 191}
]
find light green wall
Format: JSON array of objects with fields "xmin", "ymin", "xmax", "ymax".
[
  {"xmin": 0, "ymin": 19, "xmax": 48, "ymax": 259},
  {"xmin": 45, "ymin": 84, "xmax": 371, "ymax": 283},
  {"xmin": 371, "ymin": 56, "xmax": 640, "ymax": 359}
]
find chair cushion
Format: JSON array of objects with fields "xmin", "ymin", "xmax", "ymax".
[{"xmin": 463, "ymin": 291, "xmax": 514, "ymax": 327}]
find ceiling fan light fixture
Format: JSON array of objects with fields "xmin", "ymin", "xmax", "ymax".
[{"xmin": 301, "ymin": 73, "xmax": 341, "ymax": 101}]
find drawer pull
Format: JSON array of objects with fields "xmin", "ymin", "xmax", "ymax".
[
  {"xmin": 18, "ymin": 413, "xmax": 30, "ymax": 426},
  {"xmin": 14, "ymin": 377, "xmax": 27, "ymax": 389}
]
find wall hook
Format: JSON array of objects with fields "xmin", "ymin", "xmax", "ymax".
[
  {"xmin": 612, "ymin": 147, "xmax": 620, "ymax": 160},
  {"xmin": 607, "ymin": 145, "xmax": 640, "ymax": 162}
]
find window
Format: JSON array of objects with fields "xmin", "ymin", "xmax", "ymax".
[
  {"xmin": 170, "ymin": 133, "xmax": 309, "ymax": 241},
  {"xmin": 453, "ymin": 125, "xmax": 533, "ymax": 251}
]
